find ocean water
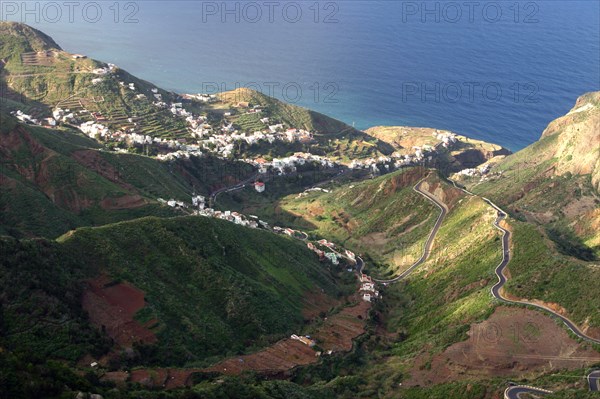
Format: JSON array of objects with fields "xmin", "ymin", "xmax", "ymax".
[{"xmin": 3, "ymin": 1, "xmax": 599, "ymax": 151}]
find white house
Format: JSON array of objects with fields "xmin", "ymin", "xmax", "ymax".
[{"xmin": 254, "ymin": 181, "xmax": 265, "ymax": 193}]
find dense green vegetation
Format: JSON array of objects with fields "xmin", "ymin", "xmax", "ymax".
[
  {"xmin": 278, "ymin": 168, "xmax": 438, "ymax": 277},
  {"xmin": 0, "ymin": 237, "xmax": 112, "ymax": 398},
  {"xmin": 59, "ymin": 216, "xmax": 341, "ymax": 366},
  {"xmin": 0, "ymin": 215, "xmax": 346, "ymax": 397}
]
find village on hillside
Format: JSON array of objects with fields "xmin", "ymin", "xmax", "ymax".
[{"xmin": 9, "ymin": 53, "xmax": 480, "ymax": 180}]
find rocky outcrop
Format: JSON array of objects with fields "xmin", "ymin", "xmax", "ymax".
[{"xmin": 540, "ymin": 91, "xmax": 600, "ymax": 192}]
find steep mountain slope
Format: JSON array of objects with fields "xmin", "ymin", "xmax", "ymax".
[
  {"xmin": 0, "ymin": 20, "xmax": 60, "ymax": 57},
  {"xmin": 1, "ymin": 215, "xmax": 342, "ymax": 397},
  {"xmin": 0, "ymin": 21, "xmax": 185, "ymax": 136},
  {"xmin": 270, "ymin": 168, "xmax": 600, "ymax": 397},
  {"xmin": 541, "ymin": 92, "xmax": 600, "ymax": 191},
  {"xmin": 218, "ymin": 88, "xmax": 394, "ymax": 159},
  {"xmin": 453, "ymin": 92, "xmax": 600, "ymax": 342},
  {"xmin": 278, "ymin": 168, "xmax": 441, "ymax": 276},
  {"xmin": 59, "ymin": 216, "xmax": 340, "ymax": 365},
  {"xmin": 0, "ymin": 113, "xmax": 254, "ymax": 238},
  {"xmin": 1, "ymin": 22, "xmax": 392, "ymax": 163},
  {"xmin": 461, "ymin": 92, "xmax": 600, "ymax": 259}
]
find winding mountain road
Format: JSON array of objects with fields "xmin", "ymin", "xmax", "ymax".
[
  {"xmin": 209, "ymin": 173, "xmax": 258, "ymax": 207},
  {"xmin": 588, "ymin": 370, "xmax": 600, "ymax": 391},
  {"xmin": 503, "ymin": 385, "xmax": 554, "ymax": 399},
  {"xmin": 446, "ymin": 180, "xmax": 600, "ymax": 398},
  {"xmin": 207, "ymin": 167, "xmax": 600, "ymax": 396},
  {"xmin": 504, "ymin": 370, "xmax": 600, "ymax": 398},
  {"xmin": 445, "ymin": 180, "xmax": 600, "ymax": 345},
  {"xmin": 372, "ymin": 176, "xmax": 448, "ymax": 284}
]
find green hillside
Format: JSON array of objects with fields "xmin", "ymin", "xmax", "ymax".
[
  {"xmin": 0, "ymin": 21, "xmax": 186, "ymax": 137},
  {"xmin": 0, "ymin": 112, "xmax": 254, "ymax": 238},
  {"xmin": 59, "ymin": 216, "xmax": 340, "ymax": 365},
  {"xmin": 219, "ymin": 88, "xmax": 394, "ymax": 160},
  {"xmin": 454, "ymin": 93, "xmax": 600, "ymax": 332},
  {"xmin": 278, "ymin": 168, "xmax": 439, "ymax": 277},
  {"xmin": 1, "ymin": 215, "xmax": 342, "ymax": 397},
  {"xmin": 3, "ymin": 21, "xmax": 600, "ymax": 399},
  {"xmin": 462, "ymin": 92, "xmax": 600, "ymax": 259},
  {"xmin": 1, "ymin": 21, "xmax": 392, "ymax": 163}
]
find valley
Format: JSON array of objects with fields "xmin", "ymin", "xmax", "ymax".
[{"xmin": 1, "ymin": 21, "xmax": 599, "ymax": 399}]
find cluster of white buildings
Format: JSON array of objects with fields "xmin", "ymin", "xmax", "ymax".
[
  {"xmin": 349, "ymin": 146, "xmax": 441, "ymax": 173},
  {"xmin": 11, "ymin": 110, "xmax": 38, "ymax": 125},
  {"xmin": 91, "ymin": 63, "xmax": 117, "ymax": 75},
  {"xmin": 193, "ymin": 126, "xmax": 314, "ymax": 159},
  {"xmin": 305, "ymin": 239, "xmax": 345, "ymax": 265},
  {"xmin": 182, "ymin": 93, "xmax": 217, "ymax": 103},
  {"xmin": 77, "ymin": 119, "xmax": 198, "ymax": 155},
  {"xmin": 454, "ymin": 163, "xmax": 492, "ymax": 178},
  {"xmin": 359, "ymin": 273, "xmax": 380, "ymax": 302},
  {"xmin": 347, "ymin": 131, "xmax": 462, "ymax": 173},
  {"xmin": 79, "ymin": 121, "xmax": 110, "ymax": 138},
  {"xmin": 290, "ymin": 334, "xmax": 316, "ymax": 347},
  {"xmin": 433, "ymin": 130, "xmax": 458, "ymax": 147},
  {"xmin": 308, "ymin": 238, "xmax": 378, "ymax": 302},
  {"xmin": 12, "ymin": 109, "xmax": 59, "ymax": 127},
  {"xmin": 245, "ymin": 153, "xmax": 337, "ymax": 176},
  {"xmin": 349, "ymin": 156, "xmax": 393, "ymax": 171},
  {"xmin": 197, "ymin": 208, "xmax": 262, "ymax": 229},
  {"xmin": 159, "ymin": 193, "xmax": 267, "ymax": 229}
]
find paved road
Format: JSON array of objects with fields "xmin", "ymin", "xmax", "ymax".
[
  {"xmin": 504, "ymin": 371, "xmax": 600, "ymax": 398},
  {"xmin": 589, "ymin": 369, "xmax": 600, "ymax": 391},
  {"xmin": 444, "ymin": 178, "xmax": 600, "ymax": 345},
  {"xmin": 208, "ymin": 166, "xmax": 349, "ymax": 208},
  {"xmin": 296, "ymin": 231, "xmax": 309, "ymax": 241},
  {"xmin": 485, "ymin": 199, "xmax": 600, "ymax": 345},
  {"xmin": 504, "ymin": 385, "xmax": 553, "ymax": 399},
  {"xmin": 445, "ymin": 179, "xmax": 600, "ymax": 397},
  {"xmin": 372, "ymin": 176, "xmax": 448, "ymax": 284},
  {"xmin": 208, "ymin": 173, "xmax": 259, "ymax": 207}
]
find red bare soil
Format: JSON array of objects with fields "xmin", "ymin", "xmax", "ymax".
[
  {"xmin": 0, "ymin": 127, "xmax": 94, "ymax": 212},
  {"xmin": 99, "ymin": 194, "xmax": 146, "ymax": 210},
  {"xmin": 301, "ymin": 289, "xmax": 341, "ymax": 320},
  {"xmin": 82, "ymin": 275, "xmax": 157, "ymax": 348},
  {"xmin": 315, "ymin": 300, "xmax": 370, "ymax": 352},
  {"xmin": 384, "ymin": 167, "xmax": 427, "ymax": 196},
  {"xmin": 420, "ymin": 175, "xmax": 464, "ymax": 210},
  {"xmin": 123, "ymin": 296, "xmax": 371, "ymax": 389},
  {"xmin": 203, "ymin": 339, "xmax": 318, "ymax": 376},
  {"xmin": 406, "ymin": 306, "xmax": 600, "ymax": 387},
  {"xmin": 71, "ymin": 150, "xmax": 135, "ymax": 191}
]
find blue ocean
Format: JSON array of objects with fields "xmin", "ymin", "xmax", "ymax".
[{"xmin": 3, "ymin": 1, "xmax": 599, "ymax": 151}]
